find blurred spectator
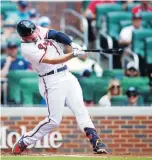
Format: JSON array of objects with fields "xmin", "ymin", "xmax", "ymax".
[
  {"xmin": 99, "ymin": 79, "xmax": 122, "ymax": 106},
  {"xmin": 118, "ymin": 0, "xmax": 134, "ymax": 11},
  {"xmin": 38, "ymin": 16, "xmax": 51, "ymax": 29},
  {"xmin": 125, "ymin": 87, "xmax": 142, "ymax": 106},
  {"xmin": 1, "ymin": 41, "xmax": 30, "ymax": 78},
  {"xmin": 6, "ymin": 0, "xmax": 29, "ymax": 23},
  {"xmin": 66, "ymin": 54, "xmax": 103, "ymax": 77},
  {"xmin": 29, "ymin": 8, "xmax": 39, "ymax": 25},
  {"xmin": 132, "ymin": 1, "xmax": 152, "ymax": 14},
  {"xmin": 84, "ymin": 0, "xmax": 115, "ymax": 43},
  {"xmin": 84, "ymin": 0, "xmax": 115, "ymax": 19},
  {"xmin": 1, "ymin": 19, "xmax": 19, "ymax": 45},
  {"xmin": 16, "ymin": 0, "xmax": 29, "ymax": 21},
  {"xmin": 119, "ymin": 13, "xmax": 142, "ymax": 48},
  {"xmin": 124, "ymin": 61, "xmax": 140, "ymax": 77}
]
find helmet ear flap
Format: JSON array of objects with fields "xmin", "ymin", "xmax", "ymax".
[{"xmin": 17, "ymin": 20, "xmax": 36, "ymax": 37}]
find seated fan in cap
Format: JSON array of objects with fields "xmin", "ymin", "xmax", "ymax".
[
  {"xmin": 125, "ymin": 87, "xmax": 143, "ymax": 106},
  {"xmin": 1, "ymin": 41, "xmax": 30, "ymax": 79},
  {"xmin": 0, "ymin": 41, "xmax": 30, "ymax": 104},
  {"xmin": 119, "ymin": 13, "xmax": 142, "ymax": 49},
  {"xmin": 29, "ymin": 8, "xmax": 39, "ymax": 25},
  {"xmin": 124, "ymin": 61, "xmax": 140, "ymax": 77}
]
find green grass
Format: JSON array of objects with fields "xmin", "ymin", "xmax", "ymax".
[{"xmin": 1, "ymin": 157, "xmax": 152, "ymax": 160}]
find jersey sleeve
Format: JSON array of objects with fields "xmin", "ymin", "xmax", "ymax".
[{"xmin": 21, "ymin": 43, "xmax": 47, "ymax": 64}]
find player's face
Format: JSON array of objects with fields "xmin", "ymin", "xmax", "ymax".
[{"xmin": 22, "ymin": 28, "xmax": 39, "ymax": 42}]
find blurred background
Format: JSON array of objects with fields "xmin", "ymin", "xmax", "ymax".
[{"xmin": 1, "ymin": 0, "xmax": 152, "ymax": 107}]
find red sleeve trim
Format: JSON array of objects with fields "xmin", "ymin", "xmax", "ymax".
[{"xmin": 39, "ymin": 50, "xmax": 47, "ymax": 63}]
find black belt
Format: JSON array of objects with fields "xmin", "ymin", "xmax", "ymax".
[{"xmin": 39, "ymin": 65, "xmax": 67, "ymax": 77}]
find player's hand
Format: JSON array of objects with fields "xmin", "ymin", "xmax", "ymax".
[
  {"xmin": 73, "ymin": 49, "xmax": 86, "ymax": 57},
  {"xmin": 71, "ymin": 42, "xmax": 83, "ymax": 51}
]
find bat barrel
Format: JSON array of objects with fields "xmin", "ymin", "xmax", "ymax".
[{"xmin": 84, "ymin": 48, "xmax": 123, "ymax": 55}]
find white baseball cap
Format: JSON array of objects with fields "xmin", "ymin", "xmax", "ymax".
[{"xmin": 126, "ymin": 61, "xmax": 139, "ymax": 71}]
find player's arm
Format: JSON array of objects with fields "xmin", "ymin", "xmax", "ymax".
[
  {"xmin": 46, "ymin": 30, "xmax": 84, "ymax": 52},
  {"xmin": 41, "ymin": 53, "xmax": 73, "ymax": 64},
  {"xmin": 46, "ymin": 30, "xmax": 72, "ymax": 45},
  {"xmin": 41, "ymin": 50, "xmax": 85, "ymax": 64}
]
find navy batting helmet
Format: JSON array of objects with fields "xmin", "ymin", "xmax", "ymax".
[{"xmin": 17, "ymin": 20, "xmax": 36, "ymax": 37}]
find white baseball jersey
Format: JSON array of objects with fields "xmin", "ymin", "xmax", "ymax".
[
  {"xmin": 19, "ymin": 26, "xmax": 95, "ymax": 147},
  {"xmin": 21, "ymin": 26, "xmax": 65, "ymax": 75}
]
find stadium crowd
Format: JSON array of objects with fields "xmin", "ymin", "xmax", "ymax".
[{"xmin": 1, "ymin": 0, "xmax": 152, "ymax": 106}]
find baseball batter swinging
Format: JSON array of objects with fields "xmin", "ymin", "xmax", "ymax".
[{"xmin": 12, "ymin": 20, "xmax": 108, "ymax": 154}]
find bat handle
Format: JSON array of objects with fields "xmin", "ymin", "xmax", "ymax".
[{"xmin": 84, "ymin": 49, "xmax": 101, "ymax": 52}]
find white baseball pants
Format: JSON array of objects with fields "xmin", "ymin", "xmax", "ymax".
[{"xmin": 23, "ymin": 71, "xmax": 94, "ymax": 145}]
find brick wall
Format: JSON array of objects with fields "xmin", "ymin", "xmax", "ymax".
[{"xmin": 1, "ymin": 115, "xmax": 152, "ymax": 154}]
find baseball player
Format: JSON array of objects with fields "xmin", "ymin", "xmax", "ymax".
[{"xmin": 12, "ymin": 20, "xmax": 108, "ymax": 154}]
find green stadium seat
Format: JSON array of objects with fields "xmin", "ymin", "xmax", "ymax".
[
  {"xmin": 20, "ymin": 78, "xmax": 41, "ymax": 105},
  {"xmin": 138, "ymin": 85, "xmax": 150, "ymax": 104},
  {"xmin": 141, "ymin": 12, "xmax": 152, "ymax": 28},
  {"xmin": 78, "ymin": 77, "xmax": 110, "ymax": 102},
  {"xmin": 92, "ymin": 78, "xmax": 110, "ymax": 104},
  {"xmin": 132, "ymin": 29, "xmax": 152, "ymax": 57},
  {"xmin": 121, "ymin": 77, "xmax": 149, "ymax": 94},
  {"xmin": 144, "ymin": 37, "xmax": 152, "ymax": 64},
  {"xmin": 1, "ymin": 1, "xmax": 17, "ymax": 18},
  {"xmin": 102, "ymin": 69, "xmax": 124, "ymax": 79},
  {"xmin": 8, "ymin": 71, "xmax": 38, "ymax": 104},
  {"xmin": 119, "ymin": 20, "xmax": 132, "ymax": 31},
  {"xmin": 96, "ymin": 4, "xmax": 122, "ymax": 29},
  {"xmin": 93, "ymin": 86, "xmax": 107, "ymax": 105},
  {"xmin": 111, "ymin": 95, "xmax": 127, "ymax": 106},
  {"xmin": 107, "ymin": 12, "xmax": 132, "ymax": 39},
  {"xmin": 79, "ymin": 77, "xmax": 95, "ymax": 101}
]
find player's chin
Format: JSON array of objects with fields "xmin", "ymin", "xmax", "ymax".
[{"xmin": 22, "ymin": 34, "xmax": 38, "ymax": 42}]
